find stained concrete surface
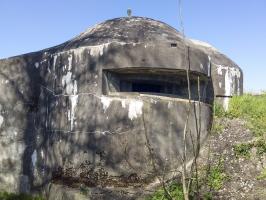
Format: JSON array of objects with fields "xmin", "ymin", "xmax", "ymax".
[{"xmin": 0, "ymin": 17, "xmax": 242, "ymax": 197}]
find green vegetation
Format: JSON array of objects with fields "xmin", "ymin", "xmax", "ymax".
[
  {"xmin": 213, "ymin": 103, "xmax": 227, "ymax": 118},
  {"xmin": 216, "ymin": 93, "xmax": 266, "ymax": 159},
  {"xmin": 255, "ymin": 138, "xmax": 266, "ymax": 156},
  {"xmin": 202, "ymin": 157, "xmax": 228, "ymax": 193},
  {"xmin": 149, "ymin": 94, "xmax": 266, "ymax": 200},
  {"xmin": 146, "ymin": 182, "xmax": 184, "ymax": 200},
  {"xmin": 147, "ymin": 159, "xmax": 228, "ymax": 200},
  {"xmin": 79, "ymin": 184, "xmax": 90, "ymax": 196},
  {"xmin": 229, "ymin": 94, "xmax": 266, "ymax": 181},
  {"xmin": 233, "ymin": 143, "xmax": 253, "ymax": 158},
  {"xmin": 211, "ymin": 120, "xmax": 224, "ymax": 135},
  {"xmin": 211, "ymin": 103, "xmax": 226, "ymax": 135},
  {"xmin": 205, "ymin": 162, "xmax": 228, "ymax": 190},
  {"xmin": 214, "ymin": 93, "xmax": 266, "ymax": 137},
  {"xmin": 257, "ymin": 168, "xmax": 266, "ymax": 180},
  {"xmin": 228, "ymin": 93, "xmax": 266, "ymax": 136},
  {"xmin": 233, "ymin": 138, "xmax": 266, "ymax": 158},
  {"xmin": 0, "ymin": 192, "xmax": 44, "ymax": 200}
]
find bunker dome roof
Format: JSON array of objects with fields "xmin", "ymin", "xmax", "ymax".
[
  {"xmin": 55, "ymin": 16, "xmax": 184, "ymax": 51},
  {"xmin": 0, "ymin": 16, "xmax": 241, "ymax": 76},
  {"xmin": 52, "ymin": 17, "xmax": 240, "ymax": 70},
  {"xmin": 188, "ymin": 39, "xmax": 241, "ymax": 70}
]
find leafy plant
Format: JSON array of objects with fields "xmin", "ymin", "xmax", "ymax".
[
  {"xmin": 233, "ymin": 143, "xmax": 253, "ymax": 158},
  {"xmin": 233, "ymin": 138, "xmax": 266, "ymax": 158},
  {"xmin": 207, "ymin": 169, "xmax": 225, "ymax": 190},
  {"xmin": 205, "ymin": 161, "xmax": 228, "ymax": 191}
]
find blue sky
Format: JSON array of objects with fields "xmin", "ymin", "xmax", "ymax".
[{"xmin": 0, "ymin": 0, "xmax": 265, "ymax": 92}]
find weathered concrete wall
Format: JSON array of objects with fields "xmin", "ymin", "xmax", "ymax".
[
  {"xmin": 0, "ymin": 54, "xmax": 42, "ymax": 192},
  {"xmin": 31, "ymin": 40, "xmax": 213, "ymax": 190},
  {"xmin": 189, "ymin": 39, "xmax": 243, "ymax": 110},
  {"xmin": 0, "ymin": 17, "xmax": 242, "ymax": 195}
]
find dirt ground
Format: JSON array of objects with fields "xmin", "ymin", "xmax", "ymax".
[{"xmin": 198, "ymin": 118, "xmax": 266, "ymax": 200}]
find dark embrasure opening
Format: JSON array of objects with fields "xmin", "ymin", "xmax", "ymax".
[
  {"xmin": 132, "ymin": 82, "xmax": 162, "ymax": 93},
  {"xmin": 102, "ymin": 68, "xmax": 213, "ymax": 104}
]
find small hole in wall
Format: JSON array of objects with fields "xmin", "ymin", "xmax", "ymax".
[{"xmin": 170, "ymin": 43, "xmax": 177, "ymax": 47}]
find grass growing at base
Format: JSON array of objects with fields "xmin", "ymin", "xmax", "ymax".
[
  {"xmin": 211, "ymin": 103, "xmax": 226, "ymax": 135},
  {"xmin": 228, "ymin": 93, "xmax": 266, "ymax": 160},
  {"xmin": 146, "ymin": 182, "xmax": 184, "ymax": 200},
  {"xmin": 211, "ymin": 122, "xmax": 224, "ymax": 135},
  {"xmin": 147, "ymin": 159, "xmax": 228, "ymax": 200},
  {"xmin": 233, "ymin": 143, "xmax": 253, "ymax": 158},
  {"xmin": 213, "ymin": 103, "xmax": 227, "ymax": 118},
  {"xmin": 0, "ymin": 192, "xmax": 44, "ymax": 200},
  {"xmin": 205, "ymin": 162, "xmax": 228, "ymax": 191}
]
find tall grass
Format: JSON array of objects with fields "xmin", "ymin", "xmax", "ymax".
[{"xmin": 228, "ymin": 93, "xmax": 266, "ymax": 136}]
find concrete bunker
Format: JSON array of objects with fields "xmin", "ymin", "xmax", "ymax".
[{"xmin": 0, "ymin": 16, "xmax": 242, "ymax": 195}]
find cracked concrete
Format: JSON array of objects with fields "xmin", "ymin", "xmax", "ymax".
[{"xmin": 0, "ymin": 17, "xmax": 242, "ymax": 198}]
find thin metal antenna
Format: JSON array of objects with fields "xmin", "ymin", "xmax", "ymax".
[{"xmin": 127, "ymin": 8, "xmax": 132, "ymax": 17}]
